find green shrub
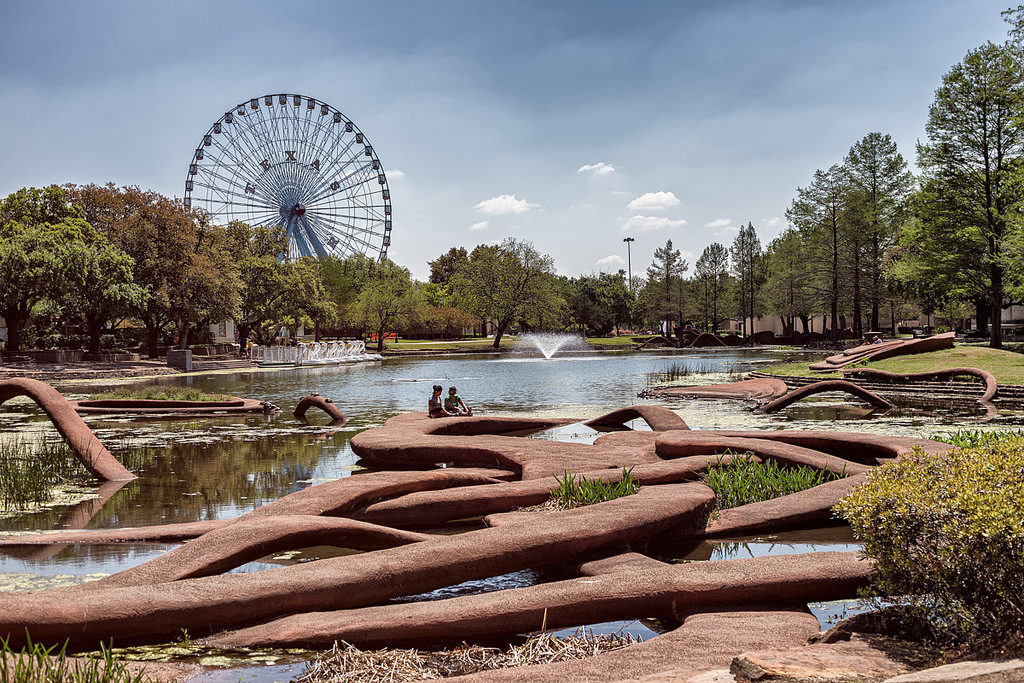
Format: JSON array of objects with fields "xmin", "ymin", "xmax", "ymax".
[
  {"xmin": 702, "ymin": 453, "xmax": 844, "ymax": 510},
  {"xmin": 0, "ymin": 634, "xmax": 155, "ymax": 682},
  {"xmin": 835, "ymin": 439, "xmax": 1024, "ymax": 645},
  {"xmin": 550, "ymin": 468, "xmax": 639, "ymax": 508}
]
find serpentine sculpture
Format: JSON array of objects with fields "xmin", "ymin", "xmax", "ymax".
[{"xmin": 0, "ymin": 397, "xmax": 952, "ymax": 683}]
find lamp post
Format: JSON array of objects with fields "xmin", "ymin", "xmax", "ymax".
[{"xmin": 623, "ymin": 237, "xmax": 635, "ymax": 292}]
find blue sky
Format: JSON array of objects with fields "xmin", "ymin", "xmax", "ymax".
[{"xmin": 0, "ymin": 0, "xmax": 1010, "ymax": 279}]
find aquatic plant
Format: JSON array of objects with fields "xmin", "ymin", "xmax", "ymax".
[
  {"xmin": 0, "ymin": 634, "xmax": 155, "ymax": 683},
  {"xmin": 550, "ymin": 468, "xmax": 639, "ymax": 508},
  {"xmin": 836, "ymin": 440, "xmax": 1024, "ymax": 648},
  {"xmin": 0, "ymin": 440, "xmax": 87, "ymax": 511},
  {"xmin": 702, "ymin": 452, "xmax": 844, "ymax": 510},
  {"xmin": 91, "ymin": 386, "xmax": 232, "ymax": 402},
  {"xmin": 299, "ymin": 630, "xmax": 641, "ymax": 682}
]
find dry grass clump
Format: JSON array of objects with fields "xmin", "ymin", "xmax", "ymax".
[{"xmin": 298, "ymin": 630, "xmax": 640, "ymax": 682}]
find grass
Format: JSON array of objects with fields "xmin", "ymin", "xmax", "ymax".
[
  {"xmin": 550, "ymin": 468, "xmax": 639, "ymax": 508},
  {"xmin": 384, "ymin": 337, "xmax": 517, "ymax": 351},
  {"xmin": 761, "ymin": 346, "xmax": 1024, "ymax": 385},
  {"xmin": 0, "ymin": 440, "xmax": 88, "ymax": 511},
  {"xmin": 934, "ymin": 429, "xmax": 1024, "ymax": 448},
  {"xmin": 702, "ymin": 453, "xmax": 845, "ymax": 510},
  {"xmin": 91, "ymin": 386, "xmax": 232, "ymax": 402},
  {"xmin": 299, "ymin": 630, "xmax": 641, "ymax": 682},
  {"xmin": 0, "ymin": 634, "xmax": 156, "ymax": 683}
]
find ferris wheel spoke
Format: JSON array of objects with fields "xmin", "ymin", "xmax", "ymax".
[
  {"xmin": 304, "ymin": 165, "xmax": 376, "ymax": 205},
  {"xmin": 304, "ymin": 138, "xmax": 364, "ymax": 200},
  {"xmin": 207, "ymin": 136, "xmax": 281, "ymax": 202},
  {"xmin": 192, "ymin": 175, "xmax": 278, "ymax": 211},
  {"xmin": 309, "ymin": 213, "xmax": 381, "ymax": 252},
  {"xmin": 195, "ymin": 164, "xmax": 279, "ymax": 208}
]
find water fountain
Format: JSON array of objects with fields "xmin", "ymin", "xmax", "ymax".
[{"xmin": 518, "ymin": 333, "xmax": 587, "ymax": 359}]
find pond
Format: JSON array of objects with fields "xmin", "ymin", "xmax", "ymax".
[{"xmin": 0, "ymin": 347, "xmax": 1015, "ymax": 680}]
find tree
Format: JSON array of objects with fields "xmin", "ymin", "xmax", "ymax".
[
  {"xmin": 312, "ymin": 253, "xmax": 374, "ymax": 336},
  {"xmin": 0, "ymin": 187, "xmax": 92, "ymax": 352},
  {"xmin": 428, "ymin": 247, "xmax": 469, "ymax": 285},
  {"xmin": 451, "ymin": 239, "xmax": 557, "ymax": 348},
  {"xmin": 762, "ymin": 228, "xmax": 816, "ymax": 334},
  {"xmin": 565, "ymin": 271, "xmax": 634, "ymax": 336},
  {"xmin": 694, "ymin": 243, "xmax": 730, "ymax": 331},
  {"xmin": 730, "ymin": 222, "xmax": 763, "ymax": 335},
  {"xmin": 355, "ymin": 260, "xmax": 419, "ymax": 352},
  {"xmin": 67, "ymin": 184, "xmax": 215, "ymax": 357},
  {"xmin": 787, "ymin": 165, "xmax": 849, "ymax": 340},
  {"xmin": 897, "ymin": 43, "xmax": 1024, "ymax": 347},
  {"xmin": 645, "ymin": 240, "xmax": 687, "ymax": 336},
  {"xmin": 225, "ymin": 222, "xmax": 293, "ymax": 345},
  {"xmin": 844, "ymin": 133, "xmax": 914, "ymax": 332},
  {"xmin": 168, "ymin": 223, "xmax": 241, "ymax": 349},
  {"xmin": 62, "ymin": 238, "xmax": 146, "ymax": 354}
]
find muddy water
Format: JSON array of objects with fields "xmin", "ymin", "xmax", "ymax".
[{"xmin": 0, "ymin": 348, "xmax": 1015, "ymax": 680}]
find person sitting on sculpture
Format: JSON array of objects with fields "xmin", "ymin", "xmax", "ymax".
[
  {"xmin": 429, "ymin": 385, "xmax": 455, "ymax": 418},
  {"xmin": 444, "ymin": 386, "xmax": 473, "ymax": 416}
]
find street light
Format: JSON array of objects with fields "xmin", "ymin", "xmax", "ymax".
[{"xmin": 623, "ymin": 237, "xmax": 635, "ymax": 292}]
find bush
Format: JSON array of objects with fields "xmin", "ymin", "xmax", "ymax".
[
  {"xmin": 702, "ymin": 453, "xmax": 844, "ymax": 510},
  {"xmin": 835, "ymin": 437, "xmax": 1024, "ymax": 645}
]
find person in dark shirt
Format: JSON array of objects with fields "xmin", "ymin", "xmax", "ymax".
[{"xmin": 428, "ymin": 384, "xmax": 452, "ymax": 418}]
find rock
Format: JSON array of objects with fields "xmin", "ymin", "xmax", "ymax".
[
  {"xmin": 884, "ymin": 659, "xmax": 1024, "ymax": 682},
  {"xmin": 810, "ymin": 606, "xmax": 934, "ymax": 644},
  {"xmin": 731, "ymin": 635, "xmax": 930, "ymax": 682}
]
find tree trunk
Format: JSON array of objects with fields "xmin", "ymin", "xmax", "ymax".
[
  {"xmin": 376, "ymin": 328, "xmax": 385, "ymax": 353},
  {"xmin": 179, "ymin": 322, "xmax": 189, "ymax": 350},
  {"xmin": 492, "ymin": 319, "xmax": 511, "ymax": 349},
  {"xmin": 975, "ymin": 298, "xmax": 990, "ymax": 334},
  {"xmin": 991, "ymin": 268, "xmax": 1004, "ymax": 349},
  {"xmin": 88, "ymin": 318, "xmax": 102, "ymax": 355},
  {"xmin": 4, "ymin": 308, "xmax": 23, "ymax": 353}
]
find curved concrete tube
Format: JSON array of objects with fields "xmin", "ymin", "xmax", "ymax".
[
  {"xmin": 0, "ymin": 378, "xmax": 135, "ymax": 481},
  {"xmin": 654, "ymin": 433, "xmax": 871, "ymax": 476},
  {"xmin": 583, "ymin": 405, "xmax": 689, "ymax": 432},
  {"xmin": 756, "ymin": 380, "xmax": 895, "ymax": 414},
  {"xmin": 293, "ymin": 394, "xmax": 348, "ymax": 424},
  {"xmin": 809, "ymin": 331, "xmax": 955, "ymax": 371},
  {"xmin": 71, "ymin": 516, "xmax": 429, "ymax": 590},
  {"xmin": 212, "ymin": 550, "xmax": 869, "ymax": 648},
  {"xmin": 0, "ymin": 483, "xmax": 714, "ymax": 649},
  {"xmin": 842, "ymin": 366, "xmax": 998, "ymax": 402},
  {"xmin": 644, "ymin": 377, "xmax": 789, "ymax": 401}
]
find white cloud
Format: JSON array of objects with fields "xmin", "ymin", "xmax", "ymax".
[
  {"xmin": 468, "ymin": 221, "xmax": 489, "ymax": 231},
  {"xmin": 386, "ymin": 169, "xmax": 405, "ymax": 178},
  {"xmin": 577, "ymin": 162, "xmax": 616, "ymax": 176},
  {"xmin": 714, "ymin": 225, "xmax": 740, "ymax": 239},
  {"xmin": 623, "ymin": 215, "xmax": 687, "ymax": 232},
  {"xmin": 761, "ymin": 216, "xmax": 786, "ymax": 229},
  {"xmin": 474, "ymin": 194, "xmax": 539, "ymax": 215},
  {"xmin": 704, "ymin": 218, "xmax": 732, "ymax": 228},
  {"xmin": 596, "ymin": 254, "xmax": 625, "ymax": 269},
  {"xmin": 627, "ymin": 191, "xmax": 680, "ymax": 212}
]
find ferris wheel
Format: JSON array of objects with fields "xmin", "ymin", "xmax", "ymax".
[{"xmin": 184, "ymin": 93, "xmax": 392, "ymax": 260}]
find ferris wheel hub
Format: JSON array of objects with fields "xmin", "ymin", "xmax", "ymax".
[{"xmin": 291, "ymin": 202, "xmax": 306, "ymax": 217}]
